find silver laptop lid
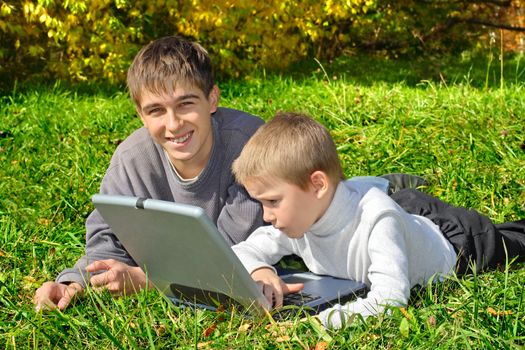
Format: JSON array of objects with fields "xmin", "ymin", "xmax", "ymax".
[{"xmin": 92, "ymin": 194, "xmax": 270, "ymax": 313}]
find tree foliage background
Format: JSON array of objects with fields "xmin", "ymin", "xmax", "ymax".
[{"xmin": 0, "ymin": 0, "xmax": 524, "ymax": 89}]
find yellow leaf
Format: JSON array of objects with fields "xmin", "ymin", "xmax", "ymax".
[
  {"xmin": 314, "ymin": 341, "xmax": 329, "ymax": 350},
  {"xmin": 487, "ymin": 307, "xmax": 513, "ymax": 316},
  {"xmin": 275, "ymin": 335, "xmax": 290, "ymax": 342},
  {"xmin": 1, "ymin": 3, "xmax": 12, "ymax": 16},
  {"xmin": 399, "ymin": 307, "xmax": 411, "ymax": 320},
  {"xmin": 37, "ymin": 218, "xmax": 50, "ymax": 226},
  {"xmin": 238, "ymin": 323, "xmax": 252, "ymax": 332}
]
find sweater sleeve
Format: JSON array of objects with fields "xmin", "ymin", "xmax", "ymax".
[
  {"xmin": 318, "ymin": 214, "xmax": 411, "ymax": 329},
  {"xmin": 216, "ymin": 182, "xmax": 264, "ymax": 245},
  {"xmin": 232, "ymin": 227, "xmax": 295, "ymax": 273},
  {"xmin": 55, "ymin": 161, "xmax": 143, "ymax": 286}
]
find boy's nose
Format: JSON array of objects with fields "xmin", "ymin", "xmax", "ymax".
[{"xmin": 263, "ymin": 208, "xmax": 275, "ymax": 223}]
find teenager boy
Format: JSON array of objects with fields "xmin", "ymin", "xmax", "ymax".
[
  {"xmin": 34, "ymin": 36, "xmax": 266, "ymax": 311},
  {"xmin": 231, "ymin": 112, "xmax": 525, "ymax": 329}
]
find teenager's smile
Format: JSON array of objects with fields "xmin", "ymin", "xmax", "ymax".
[{"xmin": 168, "ymin": 130, "xmax": 194, "ymax": 145}]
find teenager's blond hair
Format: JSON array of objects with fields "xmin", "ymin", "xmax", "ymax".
[
  {"xmin": 232, "ymin": 112, "xmax": 344, "ymax": 189},
  {"xmin": 127, "ymin": 36, "xmax": 214, "ymax": 107}
]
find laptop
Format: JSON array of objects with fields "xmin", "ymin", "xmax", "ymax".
[{"xmin": 92, "ymin": 194, "xmax": 367, "ymax": 317}]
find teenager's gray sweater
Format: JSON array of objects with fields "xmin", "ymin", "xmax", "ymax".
[{"xmin": 56, "ymin": 107, "xmax": 265, "ymax": 286}]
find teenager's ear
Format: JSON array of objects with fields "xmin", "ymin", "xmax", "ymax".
[
  {"xmin": 309, "ymin": 171, "xmax": 330, "ymax": 198},
  {"xmin": 208, "ymin": 85, "xmax": 220, "ymax": 114}
]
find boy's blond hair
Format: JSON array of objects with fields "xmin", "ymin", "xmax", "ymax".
[
  {"xmin": 232, "ymin": 112, "xmax": 344, "ymax": 189},
  {"xmin": 127, "ymin": 36, "xmax": 214, "ymax": 107}
]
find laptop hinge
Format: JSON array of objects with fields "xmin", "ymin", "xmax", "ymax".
[{"xmin": 135, "ymin": 197, "xmax": 147, "ymax": 209}]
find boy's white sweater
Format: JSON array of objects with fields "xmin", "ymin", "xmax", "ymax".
[{"xmin": 232, "ymin": 180, "xmax": 457, "ymax": 329}]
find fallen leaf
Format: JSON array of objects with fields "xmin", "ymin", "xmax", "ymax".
[
  {"xmin": 275, "ymin": 335, "xmax": 290, "ymax": 342},
  {"xmin": 238, "ymin": 323, "xmax": 252, "ymax": 332},
  {"xmin": 202, "ymin": 323, "xmax": 217, "ymax": 338},
  {"xmin": 313, "ymin": 341, "xmax": 329, "ymax": 350},
  {"xmin": 197, "ymin": 341, "xmax": 212, "ymax": 349},
  {"xmin": 366, "ymin": 334, "xmax": 380, "ymax": 341},
  {"xmin": 154, "ymin": 324, "xmax": 167, "ymax": 336},
  {"xmin": 427, "ymin": 315, "xmax": 436, "ymax": 327},
  {"xmin": 487, "ymin": 307, "xmax": 513, "ymax": 317},
  {"xmin": 446, "ymin": 307, "xmax": 464, "ymax": 318},
  {"xmin": 37, "ymin": 218, "xmax": 50, "ymax": 226},
  {"xmin": 399, "ymin": 307, "xmax": 411, "ymax": 320}
]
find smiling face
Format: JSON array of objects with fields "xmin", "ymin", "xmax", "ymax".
[
  {"xmin": 244, "ymin": 172, "xmax": 334, "ymax": 238},
  {"xmin": 137, "ymin": 83, "xmax": 219, "ymax": 178}
]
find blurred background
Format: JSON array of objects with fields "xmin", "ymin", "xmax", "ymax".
[{"xmin": 1, "ymin": 0, "xmax": 524, "ymax": 91}]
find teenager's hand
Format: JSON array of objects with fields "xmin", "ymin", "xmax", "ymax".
[
  {"xmin": 251, "ymin": 267, "xmax": 304, "ymax": 308},
  {"xmin": 34, "ymin": 281, "xmax": 83, "ymax": 311},
  {"xmin": 86, "ymin": 259, "xmax": 152, "ymax": 295}
]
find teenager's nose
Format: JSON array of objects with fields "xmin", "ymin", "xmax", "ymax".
[{"xmin": 166, "ymin": 111, "xmax": 183, "ymax": 131}]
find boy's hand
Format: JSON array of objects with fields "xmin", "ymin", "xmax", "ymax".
[
  {"xmin": 251, "ymin": 267, "xmax": 304, "ymax": 308},
  {"xmin": 34, "ymin": 281, "xmax": 83, "ymax": 311},
  {"xmin": 86, "ymin": 259, "xmax": 152, "ymax": 295}
]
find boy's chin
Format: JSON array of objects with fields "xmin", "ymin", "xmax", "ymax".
[{"xmin": 282, "ymin": 230, "xmax": 305, "ymax": 239}]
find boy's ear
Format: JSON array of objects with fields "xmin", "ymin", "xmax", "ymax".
[
  {"xmin": 208, "ymin": 85, "xmax": 220, "ymax": 114},
  {"xmin": 309, "ymin": 171, "xmax": 330, "ymax": 198}
]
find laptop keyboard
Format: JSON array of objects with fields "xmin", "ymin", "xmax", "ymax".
[{"xmin": 282, "ymin": 292, "xmax": 320, "ymax": 306}]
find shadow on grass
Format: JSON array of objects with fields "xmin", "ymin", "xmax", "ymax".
[
  {"xmin": 3, "ymin": 50, "xmax": 525, "ymax": 98},
  {"xmin": 284, "ymin": 50, "xmax": 525, "ymax": 88}
]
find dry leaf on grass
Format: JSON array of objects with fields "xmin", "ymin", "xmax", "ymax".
[
  {"xmin": 197, "ymin": 341, "xmax": 213, "ymax": 349},
  {"xmin": 487, "ymin": 307, "xmax": 513, "ymax": 316},
  {"xmin": 275, "ymin": 335, "xmax": 290, "ymax": 342},
  {"xmin": 202, "ymin": 323, "xmax": 217, "ymax": 338},
  {"xmin": 399, "ymin": 307, "xmax": 411, "ymax": 320},
  {"xmin": 238, "ymin": 323, "xmax": 252, "ymax": 332},
  {"xmin": 313, "ymin": 341, "xmax": 329, "ymax": 350}
]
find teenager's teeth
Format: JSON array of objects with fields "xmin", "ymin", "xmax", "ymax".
[{"xmin": 173, "ymin": 132, "xmax": 191, "ymax": 143}]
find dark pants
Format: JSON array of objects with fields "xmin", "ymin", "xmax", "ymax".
[{"xmin": 391, "ymin": 189, "xmax": 525, "ymax": 274}]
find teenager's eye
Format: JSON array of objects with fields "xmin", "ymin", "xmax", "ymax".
[
  {"xmin": 146, "ymin": 108, "xmax": 164, "ymax": 116},
  {"xmin": 179, "ymin": 101, "xmax": 194, "ymax": 108}
]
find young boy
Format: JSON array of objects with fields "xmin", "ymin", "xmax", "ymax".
[
  {"xmin": 231, "ymin": 112, "xmax": 525, "ymax": 329},
  {"xmin": 34, "ymin": 36, "xmax": 266, "ymax": 311}
]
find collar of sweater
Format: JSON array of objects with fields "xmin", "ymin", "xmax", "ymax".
[{"xmin": 307, "ymin": 181, "xmax": 358, "ymax": 238}]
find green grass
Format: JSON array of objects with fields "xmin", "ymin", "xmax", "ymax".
[{"xmin": 1, "ymin": 53, "xmax": 524, "ymax": 349}]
